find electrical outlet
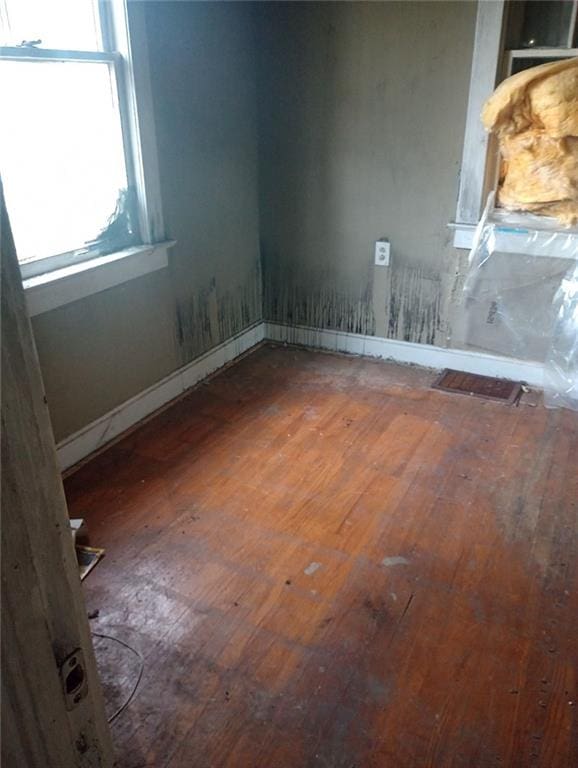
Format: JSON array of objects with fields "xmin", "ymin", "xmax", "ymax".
[{"xmin": 374, "ymin": 240, "xmax": 390, "ymax": 266}]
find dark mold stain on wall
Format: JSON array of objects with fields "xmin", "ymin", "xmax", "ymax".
[
  {"xmin": 267, "ymin": 282, "xmax": 376, "ymax": 336},
  {"xmin": 387, "ymin": 265, "xmax": 442, "ymax": 346},
  {"xmin": 174, "ymin": 260, "xmax": 262, "ymax": 366},
  {"xmin": 263, "ymin": 249, "xmax": 376, "ymax": 336},
  {"xmin": 262, "ymin": 245, "xmax": 443, "ymax": 346}
]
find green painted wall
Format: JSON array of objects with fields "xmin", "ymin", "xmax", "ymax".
[
  {"xmin": 257, "ymin": 1, "xmax": 476, "ymax": 345},
  {"xmin": 32, "ymin": 1, "xmax": 262, "ymax": 442},
  {"xmin": 31, "ymin": 1, "xmax": 479, "ymax": 445},
  {"xmin": 148, "ymin": 1, "xmax": 261, "ymax": 366}
]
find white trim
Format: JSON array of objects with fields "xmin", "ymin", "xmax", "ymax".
[
  {"xmin": 112, "ymin": 0, "xmax": 165, "ymax": 243},
  {"xmin": 452, "ymin": 223, "xmax": 578, "ymax": 256},
  {"xmin": 24, "ymin": 241, "xmax": 175, "ymax": 317},
  {"xmin": 506, "ymin": 47, "xmax": 578, "ymax": 61},
  {"xmin": 454, "ymin": 0, "xmax": 505, "ymax": 235},
  {"xmin": 504, "ymin": 49, "xmax": 578, "ymax": 80},
  {"xmin": 57, "ymin": 320, "xmax": 546, "ymax": 472},
  {"xmin": 450, "ymin": 214, "xmax": 578, "ymax": 255},
  {"xmin": 449, "ymin": 222, "xmax": 477, "ymax": 250},
  {"xmin": 265, "ymin": 322, "xmax": 545, "ymax": 388},
  {"xmin": 56, "ymin": 321, "xmax": 265, "ymax": 471},
  {"xmin": 0, "ymin": 46, "xmax": 116, "ymax": 63},
  {"xmin": 487, "ymin": 227, "xmax": 578, "ymax": 259},
  {"xmin": 569, "ymin": 1, "xmax": 578, "ymax": 48}
]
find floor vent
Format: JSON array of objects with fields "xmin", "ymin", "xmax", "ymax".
[{"xmin": 431, "ymin": 369, "xmax": 522, "ymax": 404}]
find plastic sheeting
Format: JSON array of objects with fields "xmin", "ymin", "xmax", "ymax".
[
  {"xmin": 546, "ymin": 261, "xmax": 578, "ymax": 410},
  {"xmin": 457, "ymin": 198, "xmax": 578, "ymax": 410}
]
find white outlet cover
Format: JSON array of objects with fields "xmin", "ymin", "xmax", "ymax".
[{"xmin": 374, "ymin": 240, "xmax": 390, "ymax": 266}]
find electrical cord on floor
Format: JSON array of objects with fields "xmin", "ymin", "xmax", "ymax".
[{"xmin": 92, "ymin": 632, "xmax": 144, "ymax": 724}]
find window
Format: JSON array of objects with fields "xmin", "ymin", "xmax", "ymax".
[
  {"xmin": 0, "ymin": 0, "xmax": 166, "ymax": 283},
  {"xmin": 453, "ymin": 0, "xmax": 578, "ymax": 249},
  {"xmin": 502, "ymin": 1, "xmax": 578, "ymax": 76}
]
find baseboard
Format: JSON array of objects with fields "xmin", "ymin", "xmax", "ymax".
[
  {"xmin": 58, "ymin": 319, "xmax": 545, "ymax": 472},
  {"xmin": 56, "ymin": 321, "xmax": 265, "ymax": 472},
  {"xmin": 265, "ymin": 322, "xmax": 545, "ymax": 388}
]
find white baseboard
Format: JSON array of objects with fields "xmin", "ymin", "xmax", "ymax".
[
  {"xmin": 56, "ymin": 321, "xmax": 265, "ymax": 471},
  {"xmin": 265, "ymin": 322, "xmax": 545, "ymax": 388},
  {"xmin": 58, "ymin": 319, "xmax": 545, "ymax": 472}
]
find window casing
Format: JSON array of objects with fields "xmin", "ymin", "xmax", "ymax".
[
  {"xmin": 0, "ymin": 0, "xmax": 167, "ymax": 283},
  {"xmin": 453, "ymin": 0, "xmax": 578, "ymax": 249}
]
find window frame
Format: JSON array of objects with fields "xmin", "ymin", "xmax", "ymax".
[
  {"xmin": 452, "ymin": 0, "xmax": 506, "ymax": 250},
  {"xmin": 452, "ymin": 0, "xmax": 578, "ymax": 250},
  {"xmin": 0, "ymin": 0, "xmax": 171, "ymax": 302}
]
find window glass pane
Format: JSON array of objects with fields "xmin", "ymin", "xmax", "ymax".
[
  {"xmin": 0, "ymin": 0, "xmax": 102, "ymax": 51},
  {"xmin": 509, "ymin": 1, "xmax": 575, "ymax": 49},
  {"xmin": 0, "ymin": 59, "xmax": 132, "ymax": 263},
  {"xmin": 510, "ymin": 54, "xmax": 575, "ymax": 76}
]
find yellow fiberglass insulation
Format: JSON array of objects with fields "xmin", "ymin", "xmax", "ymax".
[{"xmin": 482, "ymin": 57, "xmax": 578, "ymax": 226}]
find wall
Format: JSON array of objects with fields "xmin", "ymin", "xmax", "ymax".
[
  {"xmin": 147, "ymin": 1, "xmax": 261, "ymax": 365},
  {"xmin": 32, "ymin": 1, "xmax": 261, "ymax": 443},
  {"xmin": 257, "ymin": 1, "xmax": 476, "ymax": 346},
  {"xmin": 31, "ymin": 1, "xmax": 479, "ymax": 445}
]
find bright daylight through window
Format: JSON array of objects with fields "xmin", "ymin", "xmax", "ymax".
[{"xmin": 0, "ymin": 0, "xmax": 138, "ymax": 276}]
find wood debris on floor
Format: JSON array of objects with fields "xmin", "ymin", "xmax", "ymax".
[{"xmin": 76, "ymin": 545, "xmax": 105, "ymax": 581}]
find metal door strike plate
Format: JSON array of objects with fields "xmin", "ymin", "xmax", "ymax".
[{"xmin": 59, "ymin": 648, "xmax": 88, "ymax": 710}]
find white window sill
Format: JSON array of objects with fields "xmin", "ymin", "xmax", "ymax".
[
  {"xmin": 450, "ymin": 223, "xmax": 477, "ymax": 250},
  {"xmin": 23, "ymin": 241, "xmax": 176, "ymax": 317},
  {"xmin": 450, "ymin": 219, "xmax": 578, "ymax": 258}
]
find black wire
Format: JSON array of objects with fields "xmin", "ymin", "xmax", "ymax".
[{"xmin": 92, "ymin": 631, "xmax": 144, "ymax": 724}]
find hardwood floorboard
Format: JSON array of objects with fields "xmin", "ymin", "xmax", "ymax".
[{"xmin": 65, "ymin": 344, "xmax": 578, "ymax": 768}]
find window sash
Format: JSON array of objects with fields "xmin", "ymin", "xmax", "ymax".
[
  {"xmin": 1, "ymin": 0, "xmax": 165, "ymax": 279},
  {"xmin": 0, "ymin": 2, "xmax": 143, "ymax": 274},
  {"xmin": 0, "ymin": 46, "xmax": 116, "ymax": 64},
  {"xmin": 0, "ymin": 49, "xmax": 139, "ymax": 274},
  {"xmin": 20, "ymin": 244, "xmax": 132, "ymax": 280}
]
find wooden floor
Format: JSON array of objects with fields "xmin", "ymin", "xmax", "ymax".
[{"xmin": 65, "ymin": 344, "xmax": 578, "ymax": 768}]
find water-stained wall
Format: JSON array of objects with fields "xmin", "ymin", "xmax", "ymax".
[
  {"xmin": 32, "ymin": 1, "xmax": 262, "ymax": 442},
  {"xmin": 257, "ymin": 1, "xmax": 476, "ymax": 346},
  {"xmin": 148, "ymin": 1, "xmax": 262, "ymax": 366},
  {"xmin": 31, "ymin": 1, "xmax": 479, "ymax": 446}
]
